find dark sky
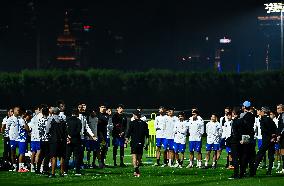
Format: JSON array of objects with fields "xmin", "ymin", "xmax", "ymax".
[{"xmin": 0, "ymin": 0, "xmax": 280, "ymax": 71}]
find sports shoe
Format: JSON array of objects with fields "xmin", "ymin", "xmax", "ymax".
[
  {"xmin": 178, "ymin": 165, "xmax": 183, "ymax": 168},
  {"xmin": 9, "ymin": 166, "xmax": 17, "ymax": 172},
  {"xmin": 174, "ymin": 163, "xmax": 179, "ymax": 168},
  {"xmin": 75, "ymin": 173, "xmax": 82, "ymax": 176},
  {"xmin": 120, "ymin": 163, "xmax": 127, "ymax": 167},
  {"xmin": 49, "ymin": 174, "xmax": 56, "ymax": 178},
  {"xmin": 186, "ymin": 164, "xmax": 193, "ymax": 168},
  {"xmin": 227, "ymin": 165, "xmax": 234, "ymax": 170},
  {"xmin": 133, "ymin": 172, "xmax": 141, "ymax": 177},
  {"xmin": 276, "ymin": 169, "xmax": 284, "ymax": 174},
  {"xmin": 161, "ymin": 164, "xmax": 167, "ymax": 167},
  {"xmin": 152, "ymin": 163, "xmax": 160, "ymax": 167},
  {"xmin": 18, "ymin": 168, "xmax": 29, "ymax": 173},
  {"xmin": 228, "ymin": 175, "xmax": 239, "ymax": 180}
]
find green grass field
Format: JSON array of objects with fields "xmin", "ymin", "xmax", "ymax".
[{"xmin": 0, "ymin": 136, "xmax": 283, "ymax": 186}]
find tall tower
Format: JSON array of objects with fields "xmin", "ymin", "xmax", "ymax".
[{"xmin": 56, "ymin": 11, "xmax": 79, "ymax": 68}]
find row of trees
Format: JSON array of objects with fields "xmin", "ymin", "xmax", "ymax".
[{"xmin": 0, "ymin": 69, "xmax": 283, "ymax": 117}]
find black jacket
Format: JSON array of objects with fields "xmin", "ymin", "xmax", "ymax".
[
  {"xmin": 112, "ymin": 112, "xmax": 127, "ymax": 137},
  {"xmin": 66, "ymin": 116, "xmax": 82, "ymax": 140},
  {"xmin": 230, "ymin": 117, "xmax": 242, "ymax": 145},
  {"xmin": 260, "ymin": 115, "xmax": 277, "ymax": 142},
  {"xmin": 240, "ymin": 112, "xmax": 255, "ymax": 143},
  {"xmin": 126, "ymin": 119, "xmax": 149, "ymax": 147},
  {"xmin": 97, "ymin": 113, "xmax": 109, "ymax": 138},
  {"xmin": 48, "ymin": 116, "xmax": 67, "ymax": 143},
  {"xmin": 277, "ymin": 112, "xmax": 284, "ymax": 136}
]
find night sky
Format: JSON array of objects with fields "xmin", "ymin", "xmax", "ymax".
[{"xmin": 0, "ymin": 0, "xmax": 280, "ymax": 71}]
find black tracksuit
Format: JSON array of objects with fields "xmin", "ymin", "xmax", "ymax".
[
  {"xmin": 65, "ymin": 116, "xmax": 82, "ymax": 173},
  {"xmin": 253, "ymin": 115, "xmax": 277, "ymax": 174},
  {"xmin": 126, "ymin": 119, "xmax": 149, "ymax": 155}
]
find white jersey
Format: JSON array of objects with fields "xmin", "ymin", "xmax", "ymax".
[
  {"xmin": 107, "ymin": 117, "xmax": 113, "ymax": 139},
  {"xmin": 38, "ymin": 116, "xmax": 51, "ymax": 142},
  {"xmin": 28, "ymin": 113, "xmax": 42, "ymax": 142},
  {"xmin": 164, "ymin": 116, "xmax": 178, "ymax": 139},
  {"xmin": 206, "ymin": 121, "xmax": 222, "ymax": 144},
  {"xmin": 154, "ymin": 115, "xmax": 167, "ymax": 138},
  {"xmin": 78, "ymin": 114, "xmax": 94, "ymax": 139},
  {"xmin": 273, "ymin": 118, "xmax": 279, "ymax": 128},
  {"xmin": 223, "ymin": 120, "xmax": 232, "ymax": 139},
  {"xmin": 254, "ymin": 117, "xmax": 262, "ymax": 140},
  {"xmin": 188, "ymin": 117, "xmax": 204, "ymax": 141},
  {"xmin": 7, "ymin": 115, "xmax": 25, "ymax": 141},
  {"xmin": 220, "ymin": 116, "xmax": 228, "ymax": 138},
  {"xmin": 2, "ymin": 116, "xmax": 10, "ymax": 138},
  {"xmin": 86, "ymin": 116, "xmax": 98, "ymax": 140},
  {"xmin": 173, "ymin": 120, "xmax": 188, "ymax": 144}
]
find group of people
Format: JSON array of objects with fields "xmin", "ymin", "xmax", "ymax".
[
  {"xmin": 153, "ymin": 102, "xmax": 284, "ymax": 179},
  {"xmin": 1, "ymin": 100, "xmax": 284, "ymax": 179},
  {"xmin": 1, "ymin": 101, "xmax": 149, "ymax": 177}
]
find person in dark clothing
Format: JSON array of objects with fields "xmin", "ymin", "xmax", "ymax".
[
  {"xmin": 238, "ymin": 101, "xmax": 256, "ymax": 178},
  {"xmin": 97, "ymin": 104, "xmax": 109, "ymax": 168},
  {"xmin": 112, "ymin": 104, "xmax": 128, "ymax": 167},
  {"xmin": 125, "ymin": 110, "xmax": 149, "ymax": 177},
  {"xmin": 252, "ymin": 106, "xmax": 277, "ymax": 176},
  {"xmin": 276, "ymin": 104, "xmax": 284, "ymax": 173},
  {"xmin": 65, "ymin": 109, "xmax": 83, "ymax": 176},
  {"xmin": 48, "ymin": 107, "xmax": 67, "ymax": 178}
]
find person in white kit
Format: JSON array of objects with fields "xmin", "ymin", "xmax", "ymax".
[
  {"xmin": 205, "ymin": 113, "xmax": 222, "ymax": 169},
  {"xmin": 153, "ymin": 106, "xmax": 167, "ymax": 166},
  {"xmin": 254, "ymin": 108, "xmax": 267, "ymax": 169},
  {"xmin": 162, "ymin": 107, "xmax": 178, "ymax": 167},
  {"xmin": 222, "ymin": 111, "xmax": 233, "ymax": 169},
  {"xmin": 270, "ymin": 110, "xmax": 281, "ymax": 170},
  {"xmin": 28, "ymin": 105, "xmax": 43, "ymax": 172},
  {"xmin": 218, "ymin": 107, "xmax": 231, "ymax": 162},
  {"xmin": 7, "ymin": 106, "xmax": 30, "ymax": 172},
  {"xmin": 173, "ymin": 112, "xmax": 187, "ymax": 168},
  {"xmin": 187, "ymin": 109, "xmax": 204, "ymax": 168}
]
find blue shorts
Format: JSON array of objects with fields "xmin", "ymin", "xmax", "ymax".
[
  {"xmin": 206, "ymin": 143, "xmax": 220, "ymax": 151},
  {"xmin": 258, "ymin": 139, "xmax": 263, "ymax": 149},
  {"xmin": 10, "ymin": 141, "xmax": 26, "ymax": 155},
  {"xmin": 220, "ymin": 138, "xmax": 226, "ymax": 149},
  {"xmin": 10, "ymin": 140, "xmax": 17, "ymax": 150},
  {"xmin": 106, "ymin": 138, "xmax": 110, "ymax": 147},
  {"xmin": 226, "ymin": 147, "xmax": 231, "ymax": 153},
  {"xmin": 31, "ymin": 141, "xmax": 41, "ymax": 152},
  {"xmin": 275, "ymin": 143, "xmax": 280, "ymax": 151},
  {"xmin": 189, "ymin": 141, "xmax": 202, "ymax": 152},
  {"xmin": 112, "ymin": 137, "xmax": 125, "ymax": 147},
  {"xmin": 86, "ymin": 140, "xmax": 99, "ymax": 151},
  {"xmin": 173, "ymin": 142, "xmax": 186, "ymax": 153},
  {"xmin": 163, "ymin": 139, "xmax": 174, "ymax": 150},
  {"xmin": 156, "ymin": 138, "xmax": 164, "ymax": 147}
]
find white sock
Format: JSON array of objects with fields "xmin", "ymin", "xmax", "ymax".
[
  {"xmin": 169, "ymin": 159, "xmax": 172, "ymax": 166},
  {"xmin": 189, "ymin": 161, "xmax": 193, "ymax": 165},
  {"xmin": 212, "ymin": 161, "xmax": 216, "ymax": 166},
  {"xmin": 198, "ymin": 160, "xmax": 202, "ymax": 167},
  {"xmin": 13, "ymin": 164, "xmax": 17, "ymax": 168},
  {"xmin": 31, "ymin": 164, "xmax": 34, "ymax": 170},
  {"xmin": 205, "ymin": 161, "xmax": 208, "ymax": 166},
  {"xmin": 19, "ymin": 163, "xmax": 24, "ymax": 169}
]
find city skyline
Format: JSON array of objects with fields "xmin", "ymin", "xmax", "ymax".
[{"xmin": 0, "ymin": 0, "xmax": 282, "ymax": 72}]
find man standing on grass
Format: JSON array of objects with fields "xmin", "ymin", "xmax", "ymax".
[
  {"xmin": 187, "ymin": 110, "xmax": 204, "ymax": 168},
  {"xmin": 276, "ymin": 104, "xmax": 284, "ymax": 174},
  {"xmin": 153, "ymin": 106, "xmax": 167, "ymax": 166},
  {"xmin": 7, "ymin": 106, "xmax": 29, "ymax": 172},
  {"xmin": 205, "ymin": 113, "xmax": 222, "ymax": 169},
  {"xmin": 1, "ymin": 108, "xmax": 13, "ymax": 163},
  {"xmin": 125, "ymin": 110, "xmax": 149, "ymax": 177},
  {"xmin": 112, "ymin": 104, "xmax": 127, "ymax": 167}
]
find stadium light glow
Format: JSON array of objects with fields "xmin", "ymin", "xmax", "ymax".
[{"xmin": 264, "ymin": 3, "xmax": 284, "ymax": 69}]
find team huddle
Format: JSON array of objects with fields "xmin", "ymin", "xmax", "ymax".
[{"xmin": 1, "ymin": 101, "xmax": 284, "ymax": 179}]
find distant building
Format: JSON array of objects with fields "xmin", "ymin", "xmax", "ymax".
[
  {"xmin": 55, "ymin": 12, "xmax": 79, "ymax": 68},
  {"xmin": 257, "ymin": 15, "xmax": 282, "ymax": 70}
]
